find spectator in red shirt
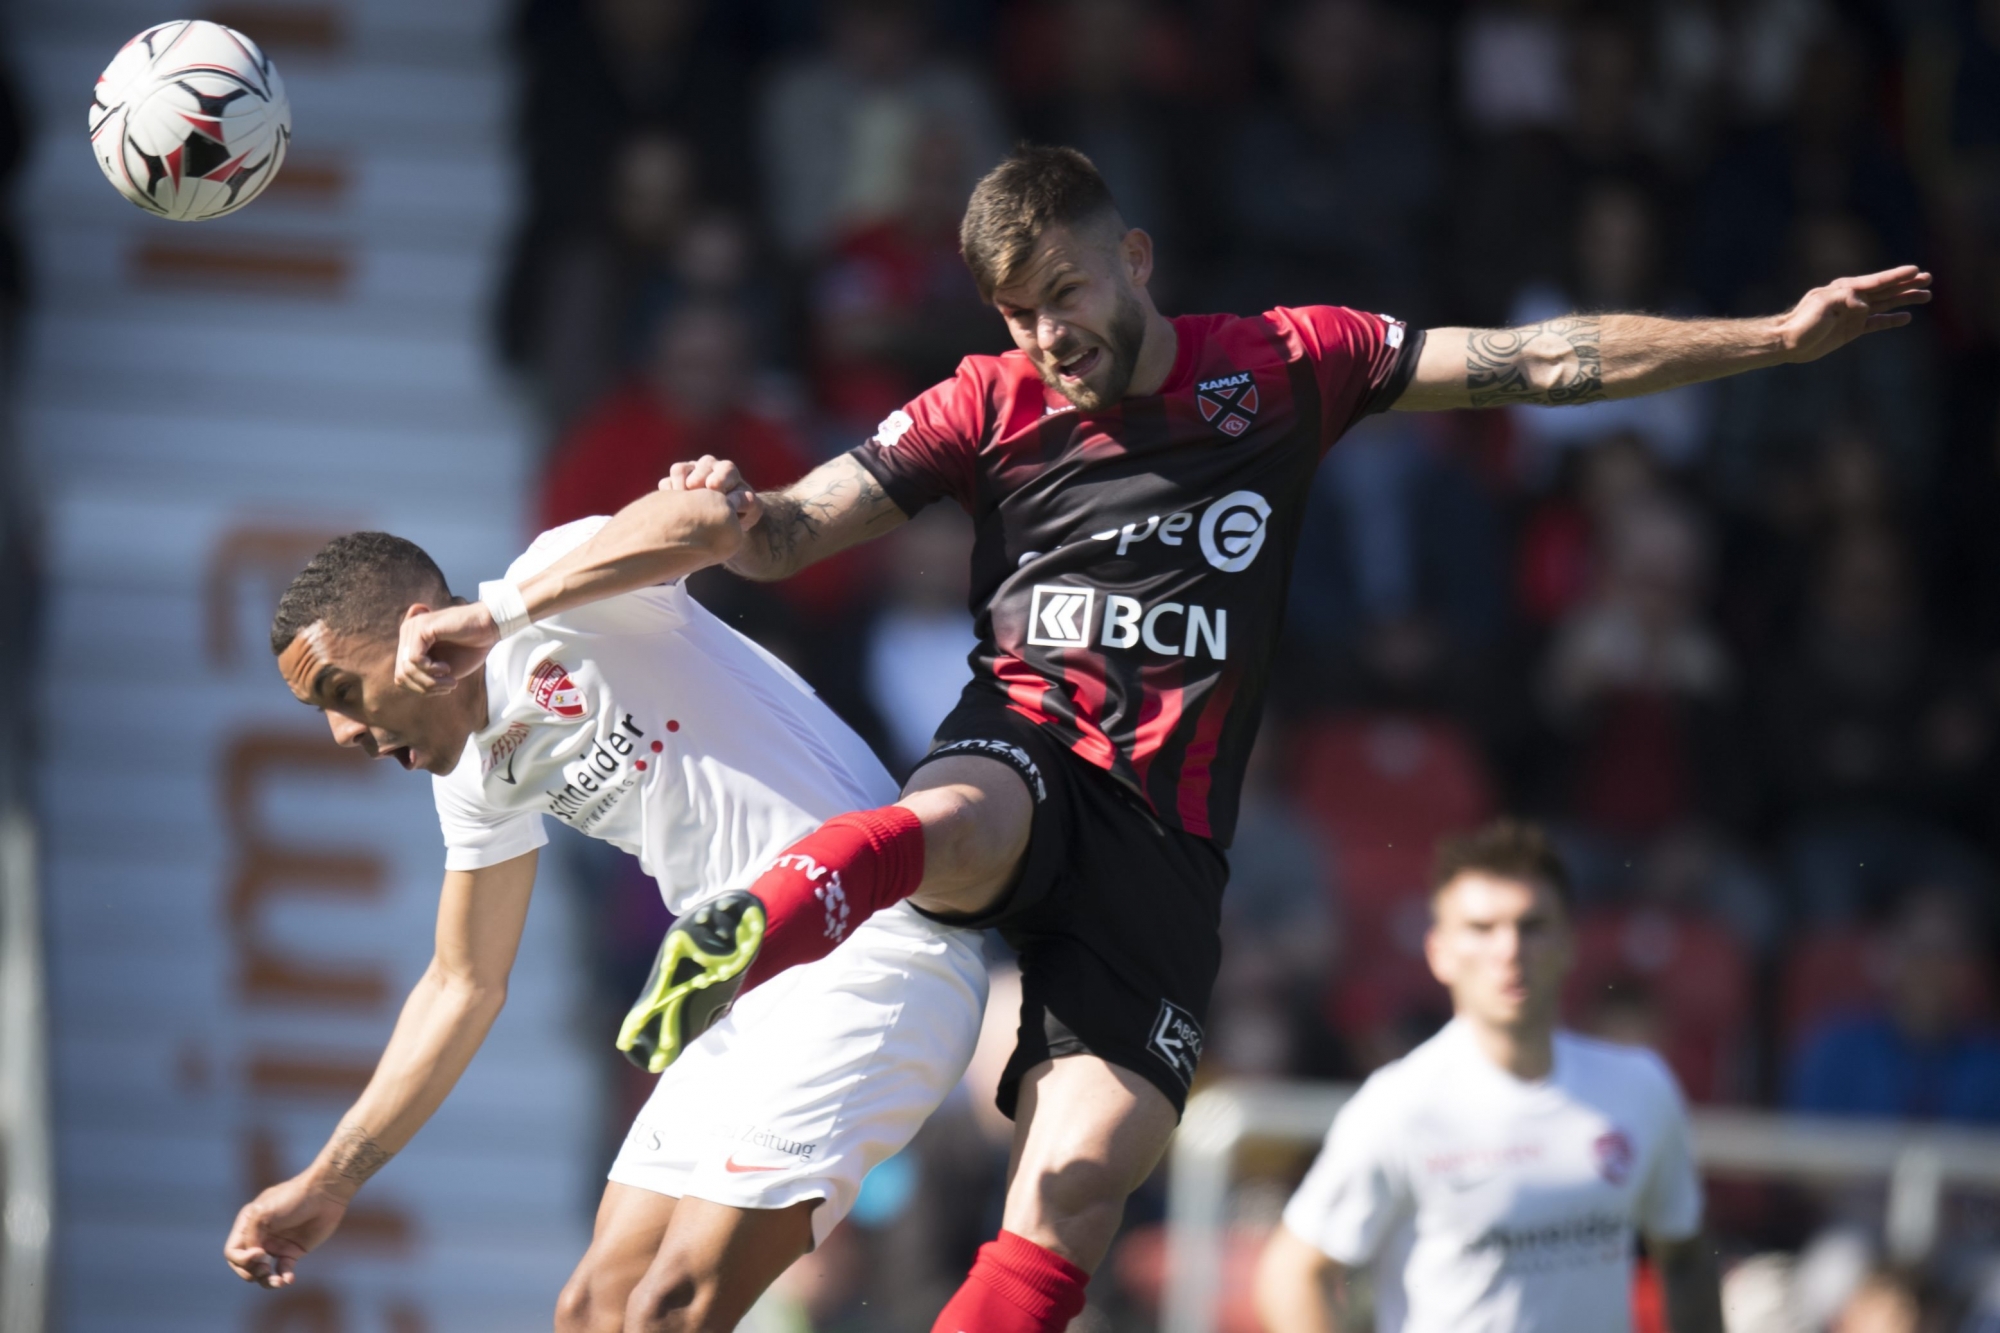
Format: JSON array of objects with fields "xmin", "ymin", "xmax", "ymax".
[
  {"xmin": 540, "ymin": 298, "xmax": 807, "ymax": 531},
  {"xmin": 809, "ymin": 124, "xmax": 1005, "ymax": 433},
  {"xmin": 540, "ymin": 298, "xmax": 882, "ymax": 733}
]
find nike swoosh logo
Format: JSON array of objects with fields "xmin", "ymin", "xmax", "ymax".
[
  {"xmin": 499, "ymin": 749, "xmax": 518, "ymax": 784},
  {"xmin": 724, "ymin": 1155, "xmax": 785, "ymax": 1174}
]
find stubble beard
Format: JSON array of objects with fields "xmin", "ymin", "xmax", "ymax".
[{"xmin": 1043, "ymin": 286, "xmax": 1148, "ymax": 411}]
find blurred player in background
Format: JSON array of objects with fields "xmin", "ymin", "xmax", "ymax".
[
  {"xmin": 414, "ymin": 144, "xmax": 1927, "ymax": 1331},
  {"xmin": 1254, "ymin": 821, "xmax": 1720, "ymax": 1333},
  {"xmin": 221, "ymin": 486, "xmax": 990, "ymax": 1333}
]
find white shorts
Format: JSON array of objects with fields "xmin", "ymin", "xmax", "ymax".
[{"xmin": 607, "ymin": 902, "xmax": 988, "ymax": 1247}]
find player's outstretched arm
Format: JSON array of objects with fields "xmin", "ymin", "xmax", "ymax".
[
  {"xmin": 1652, "ymin": 1234, "xmax": 1725, "ymax": 1333},
  {"xmin": 396, "ymin": 485, "xmax": 749, "ymax": 694},
  {"xmin": 223, "ymin": 854, "xmax": 537, "ymax": 1289},
  {"xmin": 666, "ymin": 452, "xmax": 908, "ymax": 582},
  {"xmin": 1391, "ymin": 265, "xmax": 1933, "ymax": 412},
  {"xmin": 1253, "ymin": 1225, "xmax": 1348, "ymax": 1333}
]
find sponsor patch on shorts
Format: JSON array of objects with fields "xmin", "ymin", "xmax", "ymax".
[
  {"xmin": 927, "ymin": 737, "xmax": 1048, "ymax": 802},
  {"xmin": 1147, "ymin": 999, "xmax": 1205, "ymax": 1088}
]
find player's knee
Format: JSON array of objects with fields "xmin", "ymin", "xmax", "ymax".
[
  {"xmin": 623, "ymin": 1266, "xmax": 731, "ymax": 1333},
  {"xmin": 1027, "ymin": 1154, "xmax": 1130, "ymax": 1229},
  {"xmin": 623, "ymin": 1272, "xmax": 692, "ymax": 1333},
  {"xmin": 902, "ymin": 769, "xmax": 1030, "ymax": 888},
  {"xmin": 553, "ymin": 1266, "xmax": 624, "ymax": 1333}
]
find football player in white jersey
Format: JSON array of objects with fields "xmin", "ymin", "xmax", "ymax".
[
  {"xmin": 222, "ymin": 485, "xmax": 991, "ymax": 1333},
  {"xmin": 1255, "ymin": 821, "xmax": 1724, "ymax": 1333}
]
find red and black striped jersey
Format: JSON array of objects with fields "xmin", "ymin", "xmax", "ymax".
[{"xmin": 851, "ymin": 306, "xmax": 1422, "ymax": 844}]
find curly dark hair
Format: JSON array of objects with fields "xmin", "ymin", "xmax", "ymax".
[
  {"xmin": 269, "ymin": 531, "xmax": 450, "ymax": 655},
  {"xmin": 1430, "ymin": 819, "xmax": 1575, "ymax": 912}
]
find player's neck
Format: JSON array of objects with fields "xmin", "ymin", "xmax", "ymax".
[
  {"xmin": 1461, "ymin": 1014, "xmax": 1557, "ymax": 1083},
  {"xmin": 1125, "ymin": 307, "xmax": 1179, "ymax": 398}
]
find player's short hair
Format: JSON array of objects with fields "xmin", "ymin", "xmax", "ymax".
[
  {"xmin": 1430, "ymin": 819, "xmax": 1575, "ymax": 914},
  {"xmin": 269, "ymin": 532, "xmax": 451, "ymax": 655},
  {"xmin": 960, "ymin": 144, "xmax": 1124, "ymax": 303}
]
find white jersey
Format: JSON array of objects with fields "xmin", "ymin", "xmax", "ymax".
[
  {"xmin": 432, "ymin": 518, "xmax": 897, "ymax": 911},
  {"xmin": 1282, "ymin": 1020, "xmax": 1702, "ymax": 1333},
  {"xmin": 431, "ymin": 521, "xmax": 990, "ymax": 1241}
]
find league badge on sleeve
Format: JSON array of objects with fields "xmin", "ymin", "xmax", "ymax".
[
  {"xmin": 1196, "ymin": 372, "xmax": 1259, "ymax": 437},
  {"xmin": 528, "ymin": 659, "xmax": 589, "ymax": 719},
  {"xmin": 873, "ymin": 409, "xmax": 915, "ymax": 449}
]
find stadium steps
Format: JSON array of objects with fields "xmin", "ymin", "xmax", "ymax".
[{"xmin": 17, "ymin": 3, "xmax": 602, "ymax": 1329}]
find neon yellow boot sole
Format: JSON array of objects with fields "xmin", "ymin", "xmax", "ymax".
[{"xmin": 617, "ymin": 891, "xmax": 767, "ymax": 1074}]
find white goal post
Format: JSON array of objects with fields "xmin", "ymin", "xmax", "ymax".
[
  {"xmin": 0, "ymin": 810, "xmax": 50, "ymax": 1333},
  {"xmin": 1162, "ymin": 1080, "xmax": 2000, "ymax": 1333}
]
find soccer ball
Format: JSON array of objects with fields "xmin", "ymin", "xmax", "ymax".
[{"xmin": 89, "ymin": 20, "xmax": 290, "ymax": 221}]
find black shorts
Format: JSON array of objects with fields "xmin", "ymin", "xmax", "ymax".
[{"xmin": 912, "ymin": 700, "xmax": 1229, "ymax": 1119}]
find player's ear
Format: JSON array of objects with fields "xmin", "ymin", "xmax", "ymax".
[
  {"xmin": 1120, "ymin": 227, "xmax": 1155, "ymax": 289},
  {"xmin": 401, "ymin": 602, "xmax": 435, "ymax": 624},
  {"xmin": 1551, "ymin": 904, "xmax": 1578, "ymax": 975},
  {"xmin": 1422, "ymin": 909, "xmax": 1452, "ymax": 987}
]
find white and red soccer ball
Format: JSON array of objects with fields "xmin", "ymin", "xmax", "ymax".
[{"xmin": 89, "ymin": 20, "xmax": 290, "ymax": 221}]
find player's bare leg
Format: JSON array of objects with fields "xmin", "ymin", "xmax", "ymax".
[
  {"xmin": 930, "ymin": 1056, "xmax": 1177, "ymax": 1331},
  {"xmin": 899, "ymin": 753, "xmax": 1034, "ymax": 915},
  {"xmin": 999, "ymin": 1057, "xmax": 1179, "ymax": 1270},
  {"xmin": 623, "ymin": 1195, "xmax": 816, "ymax": 1333},
  {"xmin": 555, "ymin": 1183, "xmax": 678, "ymax": 1333}
]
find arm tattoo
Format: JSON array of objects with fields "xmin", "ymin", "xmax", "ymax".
[
  {"xmin": 325, "ymin": 1126, "xmax": 392, "ymax": 1187},
  {"xmin": 739, "ymin": 460, "xmax": 897, "ymax": 579},
  {"xmin": 1466, "ymin": 317, "xmax": 1606, "ymax": 407}
]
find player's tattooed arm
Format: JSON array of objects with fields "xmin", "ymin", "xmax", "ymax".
[
  {"xmin": 225, "ymin": 860, "xmax": 534, "ymax": 1288},
  {"xmin": 1463, "ymin": 318, "xmax": 1606, "ymax": 407},
  {"xmin": 324, "ymin": 1126, "xmax": 393, "ymax": 1189},
  {"xmin": 1392, "ymin": 265, "xmax": 1932, "ymax": 412},
  {"xmin": 724, "ymin": 454, "xmax": 909, "ymax": 582}
]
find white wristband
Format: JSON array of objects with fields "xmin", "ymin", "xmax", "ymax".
[{"xmin": 478, "ymin": 579, "xmax": 533, "ymax": 640}]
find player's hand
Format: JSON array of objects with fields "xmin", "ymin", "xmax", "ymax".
[
  {"xmin": 1776, "ymin": 265, "xmax": 1932, "ymax": 363},
  {"xmin": 223, "ymin": 1175, "xmax": 349, "ymax": 1289},
  {"xmin": 396, "ymin": 601, "xmax": 499, "ymax": 696},
  {"xmin": 662, "ymin": 455, "xmax": 763, "ymax": 531}
]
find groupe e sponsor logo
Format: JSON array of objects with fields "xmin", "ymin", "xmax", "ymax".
[
  {"xmin": 1199, "ymin": 490, "xmax": 1272, "ymax": 572},
  {"xmin": 1027, "ymin": 583, "xmax": 1228, "ymax": 660},
  {"xmin": 1090, "ymin": 489, "xmax": 1271, "ymax": 574}
]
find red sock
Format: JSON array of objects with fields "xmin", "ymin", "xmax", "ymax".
[
  {"xmin": 739, "ymin": 805, "xmax": 926, "ymax": 989},
  {"xmin": 931, "ymin": 1231, "xmax": 1089, "ymax": 1333}
]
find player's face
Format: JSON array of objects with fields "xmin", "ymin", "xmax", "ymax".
[
  {"xmin": 993, "ymin": 223, "xmax": 1152, "ymax": 411},
  {"xmin": 277, "ymin": 619, "xmax": 477, "ymax": 776},
  {"xmin": 1426, "ymin": 873, "xmax": 1574, "ymax": 1035}
]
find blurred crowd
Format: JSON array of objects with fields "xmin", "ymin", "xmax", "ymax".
[
  {"xmin": 0, "ymin": 56, "xmax": 29, "ymax": 819},
  {"xmin": 498, "ymin": 0, "xmax": 2000, "ymax": 1327}
]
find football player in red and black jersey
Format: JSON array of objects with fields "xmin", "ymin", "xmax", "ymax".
[{"xmin": 402, "ymin": 145, "xmax": 1928, "ymax": 1331}]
